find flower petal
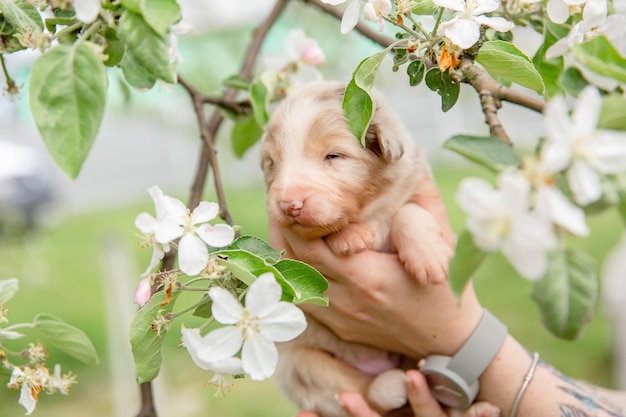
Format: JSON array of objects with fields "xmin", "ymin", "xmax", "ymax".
[
  {"xmin": 591, "ymin": 131, "xmax": 626, "ymax": 174},
  {"xmin": 242, "ymin": 335, "xmax": 278, "ymax": 380},
  {"xmin": 535, "ymin": 185, "xmax": 589, "ymax": 236},
  {"xmin": 206, "ymin": 356, "xmax": 244, "ymax": 374},
  {"xmin": 182, "ymin": 327, "xmax": 242, "ymax": 366},
  {"xmin": 572, "ymin": 86, "xmax": 601, "ymax": 136},
  {"xmin": 177, "ymin": 234, "xmax": 208, "ymax": 275},
  {"xmin": 474, "ymin": 15, "xmax": 513, "ymax": 32},
  {"xmin": 432, "ymin": 0, "xmax": 465, "ymax": 12},
  {"xmin": 245, "ymin": 273, "xmax": 281, "ymax": 317},
  {"xmin": 341, "ymin": 0, "xmax": 361, "ymax": 34},
  {"xmin": 154, "ymin": 220, "xmax": 184, "ymax": 244},
  {"xmin": 209, "ymin": 287, "xmax": 243, "ymax": 324},
  {"xmin": 19, "ymin": 384, "xmax": 37, "ymax": 415},
  {"xmin": 196, "ymin": 223, "xmax": 235, "ymax": 248},
  {"xmin": 195, "ymin": 327, "xmax": 242, "ymax": 361},
  {"xmin": 74, "ymin": 0, "xmax": 101, "ymax": 24},
  {"xmin": 135, "ymin": 213, "xmax": 157, "ymax": 234},
  {"xmin": 547, "ymin": 0, "xmax": 569, "ymax": 23},
  {"xmin": 567, "ymin": 160, "xmax": 603, "ymax": 205},
  {"xmin": 440, "ymin": 17, "xmax": 481, "ymax": 49},
  {"xmin": 473, "ymin": 0, "xmax": 500, "ymax": 15},
  {"xmin": 191, "ymin": 201, "xmax": 219, "ymax": 225},
  {"xmin": 259, "ymin": 302, "xmax": 307, "ymax": 342}
]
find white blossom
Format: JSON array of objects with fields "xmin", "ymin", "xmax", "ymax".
[
  {"xmin": 8, "ymin": 366, "xmax": 49, "ymax": 415},
  {"xmin": 182, "ymin": 273, "xmax": 307, "ymax": 380},
  {"xmin": 433, "ymin": 0, "xmax": 513, "ymax": 49},
  {"xmin": 135, "ymin": 186, "xmax": 171, "ymax": 276},
  {"xmin": 155, "ymin": 194, "xmax": 235, "ymax": 276},
  {"xmin": 364, "ymin": 0, "xmax": 392, "ymax": 31},
  {"xmin": 457, "ymin": 172, "xmax": 557, "ymax": 280},
  {"xmin": 541, "ymin": 86, "xmax": 626, "ymax": 206},
  {"xmin": 320, "ymin": 0, "xmax": 362, "ymax": 33},
  {"xmin": 73, "ymin": 0, "xmax": 102, "ymax": 24},
  {"xmin": 546, "ymin": 0, "xmax": 586, "ymax": 24}
]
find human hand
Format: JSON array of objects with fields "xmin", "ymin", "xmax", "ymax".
[{"xmin": 295, "ymin": 370, "xmax": 500, "ymax": 417}]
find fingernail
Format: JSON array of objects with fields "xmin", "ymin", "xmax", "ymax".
[{"xmin": 334, "ymin": 392, "xmax": 345, "ymax": 408}]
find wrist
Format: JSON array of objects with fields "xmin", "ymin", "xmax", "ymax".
[{"xmin": 420, "ymin": 308, "xmax": 508, "ymax": 409}]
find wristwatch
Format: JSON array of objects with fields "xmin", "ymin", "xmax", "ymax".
[{"xmin": 420, "ymin": 309, "xmax": 507, "ymax": 409}]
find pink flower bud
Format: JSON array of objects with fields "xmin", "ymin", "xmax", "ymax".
[
  {"xmin": 134, "ymin": 278, "xmax": 152, "ymax": 307},
  {"xmin": 300, "ymin": 46, "xmax": 325, "ymax": 67}
]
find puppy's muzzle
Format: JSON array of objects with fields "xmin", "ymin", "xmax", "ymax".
[{"xmin": 279, "ymin": 200, "xmax": 304, "ymax": 217}]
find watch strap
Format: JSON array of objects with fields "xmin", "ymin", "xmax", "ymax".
[{"xmin": 447, "ymin": 309, "xmax": 508, "ymax": 382}]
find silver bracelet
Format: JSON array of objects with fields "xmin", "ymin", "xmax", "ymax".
[{"xmin": 509, "ymin": 352, "xmax": 540, "ymax": 417}]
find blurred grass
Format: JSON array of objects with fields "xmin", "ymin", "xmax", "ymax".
[{"xmin": 0, "ymin": 163, "xmax": 620, "ymax": 416}]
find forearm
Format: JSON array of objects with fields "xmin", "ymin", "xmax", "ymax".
[{"xmin": 478, "ymin": 336, "xmax": 625, "ymax": 417}]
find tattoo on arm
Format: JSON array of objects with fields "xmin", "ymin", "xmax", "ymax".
[{"xmin": 540, "ymin": 361, "xmax": 624, "ymax": 417}]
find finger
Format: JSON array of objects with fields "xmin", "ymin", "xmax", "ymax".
[
  {"xmin": 405, "ymin": 370, "xmax": 447, "ymax": 417},
  {"xmin": 412, "ymin": 170, "xmax": 455, "ymax": 248},
  {"xmin": 283, "ymin": 228, "xmax": 410, "ymax": 283},
  {"xmin": 339, "ymin": 392, "xmax": 382, "ymax": 417}
]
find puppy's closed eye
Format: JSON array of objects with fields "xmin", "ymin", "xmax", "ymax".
[{"xmin": 324, "ymin": 153, "xmax": 341, "ymax": 160}]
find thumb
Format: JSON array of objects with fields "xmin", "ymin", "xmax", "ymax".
[{"xmin": 405, "ymin": 370, "xmax": 447, "ymax": 417}]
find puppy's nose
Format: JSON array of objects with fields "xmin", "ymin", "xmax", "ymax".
[{"xmin": 279, "ymin": 200, "xmax": 303, "ymax": 217}]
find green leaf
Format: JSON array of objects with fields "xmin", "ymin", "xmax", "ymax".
[
  {"xmin": 274, "ymin": 259, "xmax": 328, "ymax": 306},
  {"xmin": 476, "ymin": 40, "xmax": 545, "ymax": 94},
  {"xmin": 407, "ymin": 60, "xmax": 425, "ymax": 86},
  {"xmin": 232, "ymin": 115, "xmax": 263, "ymax": 158},
  {"xmin": 103, "ymin": 28, "xmax": 125, "ymax": 67},
  {"xmin": 223, "ymin": 75, "xmax": 251, "ymax": 90},
  {"xmin": 214, "ymin": 249, "xmax": 289, "ymax": 290},
  {"xmin": 129, "ymin": 291, "xmax": 179, "ymax": 383},
  {"xmin": 425, "ymin": 68, "xmax": 460, "ymax": 112},
  {"xmin": 140, "ymin": 0, "xmax": 181, "ymax": 36},
  {"xmin": 411, "ymin": 0, "xmax": 437, "ymax": 14},
  {"xmin": 573, "ymin": 35, "xmax": 626, "ymax": 83},
  {"xmin": 222, "ymin": 235, "xmax": 282, "ymax": 264},
  {"xmin": 33, "ymin": 313, "xmax": 99, "ymax": 365},
  {"xmin": 192, "ymin": 295, "xmax": 212, "ymax": 318},
  {"xmin": 559, "ymin": 66, "xmax": 588, "ymax": 97},
  {"xmin": 599, "ymin": 94, "xmax": 626, "ymax": 131},
  {"xmin": 0, "ymin": 0, "xmax": 43, "ymax": 30},
  {"xmin": 343, "ymin": 50, "xmax": 388, "ymax": 145},
  {"xmin": 117, "ymin": 11, "xmax": 176, "ymax": 84},
  {"xmin": 0, "ymin": 278, "xmax": 18, "ymax": 305},
  {"xmin": 448, "ymin": 230, "xmax": 488, "ymax": 297},
  {"xmin": 119, "ymin": 48, "xmax": 157, "ymax": 89},
  {"xmin": 532, "ymin": 247, "xmax": 597, "ymax": 340},
  {"xmin": 249, "ymin": 78, "xmax": 269, "ymax": 127},
  {"xmin": 443, "ymin": 135, "xmax": 521, "ymax": 172},
  {"xmin": 28, "ymin": 43, "xmax": 108, "ymax": 178},
  {"xmin": 532, "ymin": 22, "xmax": 564, "ymax": 98}
]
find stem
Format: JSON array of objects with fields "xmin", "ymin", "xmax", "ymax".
[
  {"xmin": 53, "ymin": 21, "xmax": 83, "ymax": 40},
  {"xmin": 431, "ymin": 7, "xmax": 445, "ymax": 38},
  {"xmin": 78, "ymin": 22, "xmax": 102, "ymax": 44},
  {"xmin": 0, "ymin": 56, "xmax": 16, "ymax": 92}
]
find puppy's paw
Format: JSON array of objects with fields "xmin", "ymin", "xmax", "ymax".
[
  {"xmin": 398, "ymin": 240, "xmax": 452, "ymax": 285},
  {"xmin": 326, "ymin": 224, "xmax": 375, "ymax": 256},
  {"xmin": 366, "ymin": 369, "xmax": 407, "ymax": 413}
]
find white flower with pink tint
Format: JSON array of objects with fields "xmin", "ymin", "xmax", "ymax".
[{"xmin": 364, "ymin": 0, "xmax": 392, "ymax": 31}]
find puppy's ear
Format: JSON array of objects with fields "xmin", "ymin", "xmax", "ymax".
[{"xmin": 364, "ymin": 121, "xmax": 405, "ymax": 164}]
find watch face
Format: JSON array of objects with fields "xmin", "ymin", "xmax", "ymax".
[{"xmin": 424, "ymin": 372, "xmax": 470, "ymax": 409}]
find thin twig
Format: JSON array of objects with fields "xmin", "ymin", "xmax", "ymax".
[
  {"xmin": 185, "ymin": 0, "xmax": 289, "ymax": 219},
  {"xmin": 305, "ymin": 0, "xmax": 544, "ymax": 141}
]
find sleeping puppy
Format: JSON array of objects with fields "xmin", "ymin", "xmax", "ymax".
[{"xmin": 260, "ymin": 81, "xmax": 453, "ymax": 417}]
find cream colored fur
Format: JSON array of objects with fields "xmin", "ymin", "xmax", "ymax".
[{"xmin": 260, "ymin": 81, "xmax": 452, "ymax": 417}]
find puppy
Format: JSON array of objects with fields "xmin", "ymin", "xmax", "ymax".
[{"xmin": 260, "ymin": 81, "xmax": 452, "ymax": 417}]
